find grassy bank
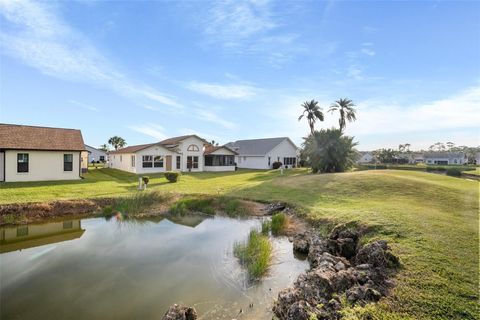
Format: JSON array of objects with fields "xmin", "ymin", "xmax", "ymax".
[
  {"xmin": 1, "ymin": 168, "xmax": 478, "ymax": 318},
  {"xmin": 234, "ymin": 229, "xmax": 273, "ymax": 279}
]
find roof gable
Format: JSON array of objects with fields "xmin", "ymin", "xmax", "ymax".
[
  {"xmin": 159, "ymin": 135, "xmax": 208, "ymax": 146},
  {"xmin": 0, "ymin": 124, "xmax": 85, "ymax": 151}
]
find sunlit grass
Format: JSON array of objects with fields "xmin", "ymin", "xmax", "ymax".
[{"xmin": 234, "ymin": 229, "xmax": 273, "ymax": 279}]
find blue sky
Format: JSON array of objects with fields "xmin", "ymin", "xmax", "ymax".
[{"xmin": 0, "ymin": 0, "xmax": 479, "ymax": 150}]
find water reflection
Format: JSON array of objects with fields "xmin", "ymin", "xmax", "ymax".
[
  {"xmin": 0, "ymin": 215, "xmax": 308, "ymax": 320},
  {"xmin": 0, "ymin": 219, "xmax": 84, "ymax": 253}
]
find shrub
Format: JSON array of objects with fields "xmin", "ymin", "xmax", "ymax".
[
  {"xmin": 165, "ymin": 171, "xmax": 180, "ymax": 183},
  {"xmin": 426, "ymin": 166, "xmax": 447, "ymax": 172},
  {"xmin": 271, "ymin": 212, "xmax": 288, "ymax": 235},
  {"xmin": 234, "ymin": 229, "xmax": 273, "ymax": 279},
  {"xmin": 272, "ymin": 161, "xmax": 283, "ymax": 169},
  {"xmin": 142, "ymin": 176, "xmax": 150, "ymax": 185},
  {"xmin": 446, "ymin": 168, "xmax": 462, "ymax": 177}
]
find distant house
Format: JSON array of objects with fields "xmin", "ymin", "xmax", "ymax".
[
  {"xmin": 476, "ymin": 152, "xmax": 480, "ymax": 165},
  {"xmin": 423, "ymin": 152, "xmax": 467, "ymax": 165},
  {"xmin": 0, "ymin": 124, "xmax": 86, "ymax": 182},
  {"xmin": 357, "ymin": 152, "xmax": 374, "ymax": 164},
  {"xmin": 85, "ymin": 145, "xmax": 107, "ymax": 163},
  {"xmin": 108, "ymin": 135, "xmax": 236, "ymax": 173},
  {"xmin": 226, "ymin": 137, "xmax": 298, "ymax": 169}
]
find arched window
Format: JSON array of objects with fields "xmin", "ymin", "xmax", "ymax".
[{"xmin": 187, "ymin": 144, "xmax": 200, "ymax": 152}]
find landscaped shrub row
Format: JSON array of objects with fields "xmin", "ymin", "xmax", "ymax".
[{"xmin": 446, "ymin": 168, "xmax": 462, "ymax": 177}]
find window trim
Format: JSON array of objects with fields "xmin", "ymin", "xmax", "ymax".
[
  {"xmin": 131, "ymin": 155, "xmax": 135, "ymax": 167},
  {"xmin": 176, "ymin": 156, "xmax": 181, "ymax": 170},
  {"xmin": 153, "ymin": 156, "xmax": 164, "ymax": 168},
  {"xmin": 142, "ymin": 155, "xmax": 153, "ymax": 168},
  {"xmin": 64, "ymin": 154, "xmax": 73, "ymax": 172},
  {"xmin": 17, "ymin": 153, "xmax": 29, "ymax": 173},
  {"xmin": 187, "ymin": 144, "xmax": 200, "ymax": 152}
]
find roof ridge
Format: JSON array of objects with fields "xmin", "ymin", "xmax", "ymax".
[{"xmin": 0, "ymin": 123, "xmax": 81, "ymax": 131}]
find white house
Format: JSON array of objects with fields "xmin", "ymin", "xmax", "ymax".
[
  {"xmin": 226, "ymin": 137, "xmax": 298, "ymax": 169},
  {"xmin": 423, "ymin": 152, "xmax": 467, "ymax": 165},
  {"xmin": 108, "ymin": 135, "xmax": 237, "ymax": 173},
  {"xmin": 0, "ymin": 124, "xmax": 86, "ymax": 182},
  {"xmin": 357, "ymin": 152, "xmax": 374, "ymax": 164},
  {"xmin": 85, "ymin": 145, "xmax": 107, "ymax": 163}
]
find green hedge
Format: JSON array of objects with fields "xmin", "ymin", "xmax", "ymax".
[{"xmin": 164, "ymin": 171, "xmax": 180, "ymax": 183}]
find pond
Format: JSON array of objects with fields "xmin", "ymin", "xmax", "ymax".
[{"xmin": 0, "ymin": 214, "xmax": 308, "ymax": 319}]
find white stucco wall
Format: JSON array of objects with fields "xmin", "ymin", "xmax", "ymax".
[
  {"xmin": 4, "ymin": 150, "xmax": 81, "ymax": 182},
  {"xmin": 177, "ymin": 136, "xmax": 204, "ymax": 172},
  {"xmin": 135, "ymin": 145, "xmax": 177, "ymax": 174},
  {"xmin": 86, "ymin": 146, "xmax": 107, "ymax": 163},
  {"xmin": 357, "ymin": 153, "xmax": 373, "ymax": 164},
  {"xmin": 109, "ymin": 153, "xmax": 136, "ymax": 173},
  {"xmin": 204, "ymin": 166, "xmax": 235, "ymax": 172},
  {"xmin": 425, "ymin": 157, "xmax": 466, "ymax": 165},
  {"xmin": 236, "ymin": 139, "xmax": 298, "ymax": 169}
]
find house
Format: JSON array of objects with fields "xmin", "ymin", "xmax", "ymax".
[
  {"xmin": 226, "ymin": 137, "xmax": 298, "ymax": 169},
  {"xmin": 85, "ymin": 145, "xmax": 107, "ymax": 163},
  {"xmin": 357, "ymin": 152, "xmax": 374, "ymax": 164},
  {"xmin": 108, "ymin": 135, "xmax": 236, "ymax": 173},
  {"xmin": 475, "ymin": 152, "xmax": 480, "ymax": 165},
  {"xmin": 423, "ymin": 152, "xmax": 467, "ymax": 165},
  {"xmin": 0, "ymin": 124, "xmax": 86, "ymax": 182}
]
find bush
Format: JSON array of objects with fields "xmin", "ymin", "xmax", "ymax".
[
  {"xmin": 426, "ymin": 166, "xmax": 447, "ymax": 172},
  {"xmin": 165, "ymin": 171, "xmax": 180, "ymax": 183},
  {"xmin": 234, "ymin": 229, "xmax": 273, "ymax": 279},
  {"xmin": 446, "ymin": 168, "xmax": 462, "ymax": 177},
  {"xmin": 272, "ymin": 161, "xmax": 283, "ymax": 169},
  {"xmin": 271, "ymin": 212, "xmax": 288, "ymax": 235},
  {"xmin": 142, "ymin": 176, "xmax": 150, "ymax": 185}
]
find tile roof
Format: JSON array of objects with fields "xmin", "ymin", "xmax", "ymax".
[
  {"xmin": 108, "ymin": 143, "xmax": 157, "ymax": 154},
  {"xmin": 226, "ymin": 137, "xmax": 296, "ymax": 156},
  {"xmin": 0, "ymin": 124, "xmax": 85, "ymax": 151}
]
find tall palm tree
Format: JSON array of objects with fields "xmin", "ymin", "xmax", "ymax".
[
  {"xmin": 108, "ymin": 136, "xmax": 126, "ymax": 150},
  {"xmin": 298, "ymin": 100, "xmax": 324, "ymax": 135},
  {"xmin": 329, "ymin": 98, "xmax": 357, "ymax": 131}
]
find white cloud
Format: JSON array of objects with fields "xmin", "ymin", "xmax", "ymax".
[
  {"xmin": 348, "ymin": 85, "xmax": 480, "ymax": 135},
  {"xmin": 69, "ymin": 99, "xmax": 99, "ymax": 112},
  {"xmin": 360, "ymin": 48, "xmax": 375, "ymax": 56},
  {"xmin": 128, "ymin": 123, "xmax": 167, "ymax": 141},
  {"xmin": 187, "ymin": 81, "xmax": 256, "ymax": 99},
  {"xmin": 193, "ymin": 109, "xmax": 237, "ymax": 130},
  {"xmin": 0, "ymin": 0, "xmax": 179, "ymax": 108},
  {"xmin": 347, "ymin": 65, "xmax": 364, "ymax": 80}
]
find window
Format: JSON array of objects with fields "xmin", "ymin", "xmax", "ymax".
[
  {"xmin": 63, "ymin": 221, "xmax": 73, "ymax": 229},
  {"xmin": 187, "ymin": 144, "xmax": 200, "ymax": 151},
  {"xmin": 283, "ymin": 157, "xmax": 297, "ymax": 166},
  {"xmin": 176, "ymin": 156, "xmax": 181, "ymax": 170},
  {"xmin": 205, "ymin": 155, "xmax": 235, "ymax": 166},
  {"xmin": 268, "ymin": 156, "xmax": 271, "ymax": 166},
  {"xmin": 131, "ymin": 155, "xmax": 135, "ymax": 167},
  {"xmin": 64, "ymin": 154, "xmax": 73, "ymax": 171},
  {"xmin": 154, "ymin": 156, "xmax": 164, "ymax": 168},
  {"xmin": 187, "ymin": 156, "xmax": 199, "ymax": 169},
  {"xmin": 142, "ymin": 155, "xmax": 153, "ymax": 168},
  {"xmin": 100, "ymin": 156, "xmax": 105, "ymax": 162},
  {"xmin": 17, "ymin": 153, "xmax": 29, "ymax": 173},
  {"xmin": 17, "ymin": 226, "xmax": 28, "ymax": 237},
  {"xmin": 120, "ymin": 155, "xmax": 122, "ymax": 162}
]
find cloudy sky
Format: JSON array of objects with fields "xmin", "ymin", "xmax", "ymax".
[{"xmin": 0, "ymin": 0, "xmax": 479, "ymax": 150}]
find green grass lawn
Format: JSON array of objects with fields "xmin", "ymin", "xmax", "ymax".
[
  {"xmin": 0, "ymin": 168, "xmax": 478, "ymax": 319},
  {"xmin": 463, "ymin": 167, "xmax": 480, "ymax": 176}
]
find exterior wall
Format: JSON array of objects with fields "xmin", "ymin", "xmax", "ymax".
[
  {"xmin": 177, "ymin": 136, "xmax": 205, "ymax": 172},
  {"xmin": 204, "ymin": 165, "xmax": 235, "ymax": 172},
  {"xmin": 135, "ymin": 145, "xmax": 177, "ymax": 174},
  {"xmin": 0, "ymin": 152, "xmax": 4, "ymax": 182},
  {"xmin": 81, "ymin": 151, "xmax": 89, "ymax": 173},
  {"xmin": 86, "ymin": 146, "xmax": 107, "ymax": 162},
  {"xmin": 424, "ymin": 157, "xmax": 466, "ymax": 165},
  {"xmin": 357, "ymin": 153, "xmax": 373, "ymax": 164},
  {"xmin": 109, "ymin": 152, "xmax": 136, "ymax": 173},
  {"xmin": 236, "ymin": 139, "xmax": 298, "ymax": 169},
  {"xmin": 4, "ymin": 150, "xmax": 81, "ymax": 182}
]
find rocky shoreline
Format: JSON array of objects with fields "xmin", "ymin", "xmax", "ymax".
[{"xmin": 161, "ymin": 219, "xmax": 399, "ymax": 320}]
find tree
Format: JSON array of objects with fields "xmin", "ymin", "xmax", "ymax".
[
  {"xmin": 298, "ymin": 100, "xmax": 324, "ymax": 135},
  {"xmin": 329, "ymin": 98, "xmax": 357, "ymax": 131},
  {"xmin": 302, "ymin": 128, "xmax": 358, "ymax": 173},
  {"xmin": 373, "ymin": 148, "xmax": 398, "ymax": 164},
  {"xmin": 99, "ymin": 144, "xmax": 109, "ymax": 152},
  {"xmin": 210, "ymin": 140, "xmax": 219, "ymax": 146},
  {"xmin": 108, "ymin": 136, "xmax": 126, "ymax": 150}
]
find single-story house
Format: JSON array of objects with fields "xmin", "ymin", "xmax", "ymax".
[
  {"xmin": 108, "ymin": 135, "xmax": 237, "ymax": 173},
  {"xmin": 423, "ymin": 152, "xmax": 467, "ymax": 165},
  {"xmin": 226, "ymin": 137, "xmax": 298, "ymax": 169},
  {"xmin": 0, "ymin": 124, "xmax": 87, "ymax": 182},
  {"xmin": 357, "ymin": 152, "xmax": 374, "ymax": 164},
  {"xmin": 475, "ymin": 152, "xmax": 480, "ymax": 165},
  {"xmin": 85, "ymin": 145, "xmax": 107, "ymax": 163}
]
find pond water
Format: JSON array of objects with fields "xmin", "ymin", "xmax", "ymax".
[{"xmin": 0, "ymin": 214, "xmax": 308, "ymax": 319}]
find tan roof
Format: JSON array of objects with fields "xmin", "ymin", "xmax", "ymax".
[
  {"xmin": 0, "ymin": 124, "xmax": 85, "ymax": 151},
  {"xmin": 160, "ymin": 135, "xmax": 208, "ymax": 146},
  {"xmin": 204, "ymin": 145, "xmax": 238, "ymax": 155},
  {"xmin": 108, "ymin": 143, "xmax": 156, "ymax": 154}
]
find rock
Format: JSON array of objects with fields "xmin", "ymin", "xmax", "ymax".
[
  {"xmin": 346, "ymin": 285, "xmax": 382, "ymax": 305},
  {"xmin": 334, "ymin": 261, "xmax": 345, "ymax": 271},
  {"xmin": 266, "ymin": 202, "xmax": 286, "ymax": 214},
  {"xmin": 273, "ymin": 288, "xmax": 300, "ymax": 319},
  {"xmin": 286, "ymin": 300, "xmax": 321, "ymax": 320},
  {"xmin": 162, "ymin": 304, "xmax": 197, "ymax": 320},
  {"xmin": 293, "ymin": 233, "xmax": 310, "ymax": 254},
  {"xmin": 337, "ymin": 237, "xmax": 357, "ymax": 259},
  {"xmin": 355, "ymin": 240, "xmax": 398, "ymax": 268}
]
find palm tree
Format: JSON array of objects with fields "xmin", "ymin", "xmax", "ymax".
[
  {"xmin": 329, "ymin": 98, "xmax": 357, "ymax": 131},
  {"xmin": 99, "ymin": 144, "xmax": 109, "ymax": 152},
  {"xmin": 108, "ymin": 136, "xmax": 126, "ymax": 150},
  {"xmin": 298, "ymin": 100, "xmax": 324, "ymax": 135}
]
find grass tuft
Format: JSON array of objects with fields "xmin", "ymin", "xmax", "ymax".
[
  {"xmin": 234, "ymin": 229, "xmax": 273, "ymax": 279},
  {"xmin": 107, "ymin": 191, "xmax": 165, "ymax": 216},
  {"xmin": 271, "ymin": 212, "xmax": 288, "ymax": 235}
]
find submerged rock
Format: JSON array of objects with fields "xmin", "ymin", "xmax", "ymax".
[
  {"xmin": 162, "ymin": 304, "xmax": 197, "ymax": 320},
  {"xmin": 266, "ymin": 202, "xmax": 287, "ymax": 214},
  {"xmin": 293, "ymin": 233, "xmax": 310, "ymax": 253}
]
